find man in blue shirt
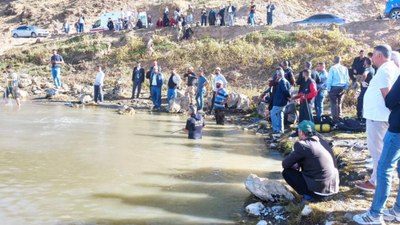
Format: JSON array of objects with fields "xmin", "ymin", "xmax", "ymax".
[
  {"xmin": 149, "ymin": 67, "xmax": 165, "ymax": 110},
  {"xmin": 270, "ymin": 68, "xmax": 291, "ymax": 135},
  {"xmin": 314, "ymin": 62, "xmax": 328, "ymax": 122},
  {"xmin": 50, "ymin": 49, "xmax": 64, "ymax": 89},
  {"xmin": 196, "ymin": 68, "xmax": 209, "ymax": 111},
  {"xmin": 214, "ymin": 81, "xmax": 229, "ymax": 125},
  {"xmin": 327, "ymin": 56, "xmax": 350, "ymax": 122}
]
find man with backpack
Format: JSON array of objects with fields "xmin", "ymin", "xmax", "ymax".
[{"xmin": 355, "ymin": 45, "xmax": 399, "ymax": 192}]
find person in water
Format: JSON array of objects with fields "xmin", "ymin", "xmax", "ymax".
[{"xmin": 183, "ymin": 105, "xmax": 205, "ymax": 139}]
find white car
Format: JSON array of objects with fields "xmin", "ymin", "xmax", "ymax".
[{"xmin": 12, "ymin": 26, "xmax": 49, "ymax": 38}]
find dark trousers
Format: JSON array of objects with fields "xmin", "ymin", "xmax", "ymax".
[
  {"xmin": 220, "ymin": 16, "xmax": 225, "ymax": 26},
  {"xmin": 299, "ymin": 101, "xmax": 313, "ymax": 123},
  {"xmin": 201, "ymin": 16, "xmax": 207, "ymax": 26},
  {"xmin": 282, "ymin": 168, "xmax": 321, "ymax": 199},
  {"xmin": 132, "ymin": 81, "xmax": 142, "ymax": 98},
  {"xmin": 209, "ymin": 91, "xmax": 216, "ymax": 113},
  {"xmin": 357, "ymin": 87, "xmax": 367, "ymax": 119},
  {"xmin": 267, "ymin": 13, "xmax": 273, "ymax": 25},
  {"xmin": 329, "ymin": 86, "xmax": 345, "ymax": 122},
  {"xmin": 215, "ymin": 108, "xmax": 225, "ymax": 125},
  {"xmin": 94, "ymin": 85, "xmax": 103, "ymax": 103}
]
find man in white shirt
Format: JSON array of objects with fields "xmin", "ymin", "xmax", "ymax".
[
  {"xmin": 355, "ymin": 45, "xmax": 400, "ymax": 192},
  {"xmin": 227, "ymin": 2, "xmax": 236, "ymax": 26},
  {"xmin": 209, "ymin": 67, "xmax": 228, "ymax": 113},
  {"xmin": 94, "ymin": 65, "xmax": 105, "ymax": 103}
]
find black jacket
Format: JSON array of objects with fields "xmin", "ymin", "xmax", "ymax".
[
  {"xmin": 132, "ymin": 67, "xmax": 145, "ymax": 83},
  {"xmin": 385, "ymin": 76, "xmax": 400, "ymax": 133},
  {"xmin": 282, "ymin": 136, "xmax": 339, "ymax": 195}
]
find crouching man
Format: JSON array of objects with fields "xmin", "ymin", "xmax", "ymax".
[
  {"xmin": 183, "ymin": 105, "xmax": 205, "ymax": 139},
  {"xmin": 282, "ymin": 120, "xmax": 339, "ymax": 202}
]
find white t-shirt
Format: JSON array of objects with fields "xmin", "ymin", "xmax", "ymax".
[
  {"xmin": 363, "ymin": 61, "xmax": 399, "ymax": 121},
  {"xmin": 94, "ymin": 71, "xmax": 105, "ymax": 86},
  {"xmin": 212, "ymin": 74, "xmax": 228, "ymax": 91}
]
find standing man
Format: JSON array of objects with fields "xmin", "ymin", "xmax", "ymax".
[
  {"xmin": 167, "ymin": 68, "xmax": 181, "ymax": 107},
  {"xmin": 93, "ymin": 65, "xmax": 105, "ymax": 104},
  {"xmin": 352, "ymin": 59, "xmax": 400, "ymax": 225},
  {"xmin": 150, "ymin": 67, "xmax": 165, "ymax": 110},
  {"xmin": 183, "ymin": 105, "xmax": 205, "ymax": 140},
  {"xmin": 201, "ymin": 7, "xmax": 208, "ymax": 26},
  {"xmin": 270, "ymin": 68, "xmax": 291, "ymax": 136},
  {"xmin": 78, "ymin": 15, "xmax": 85, "ymax": 33},
  {"xmin": 326, "ymin": 56, "xmax": 349, "ymax": 123},
  {"xmin": 196, "ymin": 68, "xmax": 209, "ymax": 111},
  {"xmin": 281, "ymin": 61, "xmax": 296, "ymax": 86},
  {"xmin": 107, "ymin": 18, "xmax": 115, "ymax": 31},
  {"xmin": 50, "ymin": 49, "xmax": 64, "ymax": 89},
  {"xmin": 186, "ymin": 4, "xmax": 194, "ymax": 24},
  {"xmin": 63, "ymin": 20, "xmax": 70, "ymax": 34},
  {"xmin": 291, "ymin": 70, "xmax": 318, "ymax": 123},
  {"xmin": 314, "ymin": 62, "xmax": 328, "ymax": 122},
  {"xmin": 282, "ymin": 120, "xmax": 339, "ymax": 202},
  {"xmin": 131, "ymin": 62, "xmax": 145, "ymax": 99},
  {"xmin": 3, "ymin": 65, "xmax": 21, "ymax": 107},
  {"xmin": 266, "ymin": 1, "xmax": 276, "ymax": 25},
  {"xmin": 218, "ymin": 5, "xmax": 226, "ymax": 26},
  {"xmin": 227, "ymin": 2, "xmax": 236, "ymax": 26},
  {"xmin": 147, "ymin": 61, "xmax": 162, "ymax": 98},
  {"xmin": 356, "ymin": 58, "xmax": 375, "ymax": 120},
  {"xmin": 249, "ymin": 1, "xmax": 256, "ymax": 26},
  {"xmin": 355, "ymin": 45, "xmax": 399, "ymax": 192},
  {"xmin": 351, "ymin": 50, "xmax": 367, "ymax": 89},
  {"xmin": 214, "ymin": 81, "xmax": 229, "ymax": 125},
  {"xmin": 210, "ymin": 67, "xmax": 228, "ymax": 114},
  {"xmin": 184, "ymin": 67, "xmax": 197, "ymax": 105},
  {"xmin": 296, "ymin": 62, "xmax": 319, "ymax": 91}
]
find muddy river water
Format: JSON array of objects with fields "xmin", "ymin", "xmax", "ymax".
[{"xmin": 0, "ymin": 102, "xmax": 282, "ymax": 225}]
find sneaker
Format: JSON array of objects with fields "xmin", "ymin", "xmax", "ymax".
[
  {"xmin": 383, "ymin": 208, "xmax": 400, "ymax": 222},
  {"xmin": 355, "ymin": 180, "xmax": 376, "ymax": 192},
  {"xmin": 353, "ymin": 211, "xmax": 385, "ymax": 225}
]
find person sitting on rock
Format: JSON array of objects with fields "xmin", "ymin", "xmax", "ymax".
[
  {"xmin": 282, "ymin": 120, "xmax": 339, "ymax": 202},
  {"xmin": 136, "ymin": 19, "xmax": 144, "ymax": 29},
  {"xmin": 156, "ymin": 17, "xmax": 164, "ymax": 28},
  {"xmin": 183, "ymin": 105, "xmax": 205, "ymax": 139},
  {"xmin": 213, "ymin": 81, "xmax": 229, "ymax": 125},
  {"xmin": 107, "ymin": 18, "xmax": 114, "ymax": 31}
]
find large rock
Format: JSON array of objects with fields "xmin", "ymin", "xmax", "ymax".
[
  {"xmin": 245, "ymin": 174, "xmax": 295, "ymax": 202},
  {"xmin": 168, "ymin": 96, "xmax": 190, "ymax": 113},
  {"xmin": 18, "ymin": 90, "xmax": 29, "ymax": 99},
  {"xmin": 106, "ymin": 85, "xmax": 130, "ymax": 100},
  {"xmin": 257, "ymin": 102, "xmax": 269, "ymax": 118},
  {"xmin": 227, "ymin": 93, "xmax": 251, "ymax": 111},
  {"xmin": 117, "ymin": 105, "xmax": 135, "ymax": 115},
  {"xmin": 256, "ymin": 220, "xmax": 268, "ymax": 225}
]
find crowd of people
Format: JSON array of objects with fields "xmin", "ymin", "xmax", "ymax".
[{"xmin": 3, "ymin": 38, "xmax": 400, "ymax": 224}]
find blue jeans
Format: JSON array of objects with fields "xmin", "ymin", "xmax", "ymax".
[
  {"xmin": 132, "ymin": 81, "xmax": 142, "ymax": 98},
  {"xmin": 79, "ymin": 23, "xmax": 84, "ymax": 33},
  {"xmin": 314, "ymin": 90, "xmax": 326, "ymax": 122},
  {"xmin": 94, "ymin": 85, "xmax": 103, "ymax": 103},
  {"xmin": 196, "ymin": 90, "xmax": 205, "ymax": 111},
  {"xmin": 249, "ymin": 13, "xmax": 255, "ymax": 26},
  {"xmin": 201, "ymin": 15, "xmax": 207, "ymax": 26},
  {"xmin": 151, "ymin": 86, "xmax": 162, "ymax": 109},
  {"xmin": 51, "ymin": 67, "xmax": 62, "ymax": 88},
  {"xmin": 267, "ymin": 12, "xmax": 273, "ymax": 25},
  {"xmin": 271, "ymin": 105, "xmax": 285, "ymax": 133},
  {"xmin": 370, "ymin": 131, "xmax": 400, "ymax": 217},
  {"xmin": 167, "ymin": 88, "xmax": 177, "ymax": 106}
]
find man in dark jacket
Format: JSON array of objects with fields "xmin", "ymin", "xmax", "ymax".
[
  {"xmin": 107, "ymin": 18, "xmax": 114, "ymax": 31},
  {"xmin": 266, "ymin": 0, "xmax": 276, "ymax": 25},
  {"xmin": 356, "ymin": 57, "xmax": 375, "ymax": 120},
  {"xmin": 131, "ymin": 62, "xmax": 145, "ymax": 99},
  {"xmin": 184, "ymin": 105, "xmax": 205, "ymax": 139},
  {"xmin": 270, "ymin": 68, "xmax": 291, "ymax": 135},
  {"xmin": 281, "ymin": 61, "xmax": 296, "ymax": 86},
  {"xmin": 352, "ymin": 75, "xmax": 400, "ymax": 224},
  {"xmin": 296, "ymin": 61, "xmax": 320, "ymax": 91},
  {"xmin": 208, "ymin": 8, "xmax": 216, "ymax": 26},
  {"xmin": 227, "ymin": 2, "xmax": 236, "ymax": 26},
  {"xmin": 218, "ymin": 6, "xmax": 225, "ymax": 26},
  {"xmin": 291, "ymin": 70, "xmax": 318, "ymax": 122},
  {"xmin": 351, "ymin": 50, "xmax": 367, "ymax": 88},
  {"xmin": 149, "ymin": 67, "xmax": 165, "ymax": 110},
  {"xmin": 282, "ymin": 120, "xmax": 339, "ymax": 202}
]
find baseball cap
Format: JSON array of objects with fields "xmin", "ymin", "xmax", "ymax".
[{"xmin": 298, "ymin": 120, "xmax": 315, "ymax": 133}]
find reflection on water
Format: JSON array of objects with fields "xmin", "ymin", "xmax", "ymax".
[{"xmin": 0, "ymin": 103, "xmax": 282, "ymax": 225}]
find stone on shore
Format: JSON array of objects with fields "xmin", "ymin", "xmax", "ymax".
[
  {"xmin": 79, "ymin": 94, "xmax": 92, "ymax": 104},
  {"xmin": 227, "ymin": 93, "xmax": 251, "ymax": 111},
  {"xmin": 46, "ymin": 88, "xmax": 58, "ymax": 99},
  {"xmin": 245, "ymin": 202, "xmax": 265, "ymax": 217},
  {"xmin": 245, "ymin": 174, "xmax": 295, "ymax": 202},
  {"xmin": 117, "ymin": 105, "xmax": 135, "ymax": 115},
  {"xmin": 168, "ymin": 96, "xmax": 190, "ymax": 113},
  {"xmin": 301, "ymin": 205, "xmax": 313, "ymax": 216},
  {"xmin": 256, "ymin": 220, "xmax": 268, "ymax": 225},
  {"xmin": 18, "ymin": 90, "xmax": 29, "ymax": 99}
]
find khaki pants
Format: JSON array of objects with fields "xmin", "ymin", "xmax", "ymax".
[
  {"xmin": 185, "ymin": 86, "xmax": 195, "ymax": 105},
  {"xmin": 367, "ymin": 119, "xmax": 389, "ymax": 185}
]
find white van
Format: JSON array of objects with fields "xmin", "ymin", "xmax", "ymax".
[{"xmin": 90, "ymin": 11, "xmax": 148, "ymax": 32}]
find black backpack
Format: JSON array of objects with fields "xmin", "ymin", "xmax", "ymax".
[{"xmin": 336, "ymin": 118, "xmax": 366, "ymax": 133}]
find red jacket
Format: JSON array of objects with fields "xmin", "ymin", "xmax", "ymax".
[{"xmin": 298, "ymin": 79, "xmax": 317, "ymax": 104}]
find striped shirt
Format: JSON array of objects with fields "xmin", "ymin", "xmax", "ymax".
[{"xmin": 214, "ymin": 88, "xmax": 228, "ymax": 109}]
